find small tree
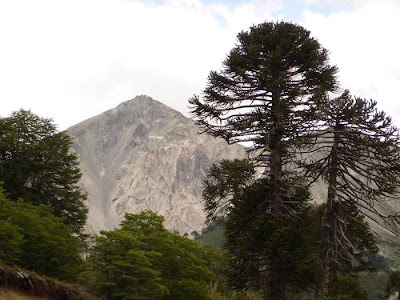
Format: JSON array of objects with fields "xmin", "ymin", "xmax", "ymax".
[
  {"xmin": 0, "ymin": 109, "xmax": 87, "ymax": 234},
  {"xmin": 0, "ymin": 187, "xmax": 84, "ymax": 281},
  {"xmin": 383, "ymin": 271, "xmax": 400, "ymax": 300},
  {"xmin": 89, "ymin": 211, "xmax": 214, "ymax": 300}
]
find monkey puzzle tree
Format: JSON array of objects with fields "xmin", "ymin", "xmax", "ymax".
[
  {"xmin": 203, "ymin": 160, "xmax": 319, "ymax": 297},
  {"xmin": 300, "ymin": 91, "xmax": 400, "ymax": 298},
  {"xmin": 190, "ymin": 21, "xmax": 337, "ymax": 213},
  {"xmin": 190, "ymin": 21, "xmax": 337, "ymax": 299}
]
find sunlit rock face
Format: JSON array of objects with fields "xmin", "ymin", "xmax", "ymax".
[{"xmin": 68, "ymin": 95, "xmax": 245, "ymax": 235}]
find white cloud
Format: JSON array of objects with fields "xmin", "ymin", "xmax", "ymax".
[
  {"xmin": 1, "ymin": 0, "xmax": 399, "ymax": 130},
  {"xmin": 299, "ymin": 0, "xmax": 400, "ymax": 124},
  {"xmin": 0, "ymin": 0, "xmax": 282, "ymax": 129}
]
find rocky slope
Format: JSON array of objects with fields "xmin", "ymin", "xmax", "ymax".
[
  {"xmin": 68, "ymin": 95, "xmax": 245, "ymax": 235},
  {"xmin": 68, "ymin": 95, "xmax": 400, "ymax": 244}
]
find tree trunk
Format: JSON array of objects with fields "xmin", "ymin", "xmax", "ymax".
[
  {"xmin": 270, "ymin": 270, "xmax": 286, "ymax": 300},
  {"xmin": 261, "ymin": 266, "xmax": 286, "ymax": 300},
  {"xmin": 269, "ymin": 92, "xmax": 284, "ymax": 214},
  {"xmin": 316, "ymin": 124, "xmax": 341, "ymax": 299},
  {"xmin": 266, "ymin": 93, "xmax": 286, "ymax": 300}
]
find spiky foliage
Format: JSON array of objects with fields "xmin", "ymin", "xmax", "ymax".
[
  {"xmin": 203, "ymin": 159, "xmax": 256, "ymax": 222},
  {"xmin": 300, "ymin": 91, "xmax": 400, "ymax": 297},
  {"xmin": 192, "ymin": 22, "xmax": 337, "ymax": 299},
  {"xmin": 203, "ymin": 160, "xmax": 320, "ymax": 299},
  {"xmin": 190, "ymin": 22, "xmax": 337, "ymax": 209},
  {"xmin": 224, "ymin": 179, "xmax": 319, "ymax": 298}
]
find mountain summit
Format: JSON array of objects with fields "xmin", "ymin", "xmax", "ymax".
[{"xmin": 68, "ymin": 95, "xmax": 244, "ymax": 234}]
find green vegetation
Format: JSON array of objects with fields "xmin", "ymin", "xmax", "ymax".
[
  {"xmin": 0, "ymin": 109, "xmax": 87, "ymax": 234},
  {"xmin": 208, "ymin": 282, "xmax": 262, "ymax": 300},
  {"xmin": 197, "ymin": 223, "xmax": 225, "ymax": 249},
  {"xmin": 358, "ymin": 271, "xmax": 388, "ymax": 300},
  {"xmin": 0, "ymin": 187, "xmax": 84, "ymax": 281},
  {"xmin": 378, "ymin": 238, "xmax": 400, "ymax": 270},
  {"xmin": 1, "ymin": 20, "xmax": 400, "ymax": 300},
  {"xmin": 190, "ymin": 21, "xmax": 338, "ymax": 299},
  {"xmin": 191, "ymin": 21, "xmax": 400, "ymax": 300},
  {"xmin": 299, "ymin": 91, "xmax": 400, "ymax": 297},
  {"xmin": 88, "ymin": 211, "xmax": 215, "ymax": 300},
  {"xmin": 382, "ymin": 270, "xmax": 400, "ymax": 299}
]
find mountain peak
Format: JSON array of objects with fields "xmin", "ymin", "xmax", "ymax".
[
  {"xmin": 67, "ymin": 95, "xmax": 245, "ymax": 235},
  {"xmin": 117, "ymin": 95, "xmax": 159, "ymax": 108},
  {"xmin": 69, "ymin": 95, "xmax": 186, "ymax": 133}
]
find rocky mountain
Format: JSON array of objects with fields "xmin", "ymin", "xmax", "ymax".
[
  {"xmin": 68, "ymin": 95, "xmax": 400, "ymax": 246},
  {"xmin": 68, "ymin": 95, "xmax": 245, "ymax": 235}
]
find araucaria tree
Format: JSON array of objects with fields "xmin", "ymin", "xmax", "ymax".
[
  {"xmin": 190, "ymin": 21, "xmax": 337, "ymax": 213},
  {"xmin": 0, "ymin": 109, "xmax": 87, "ymax": 234},
  {"xmin": 190, "ymin": 21, "xmax": 337, "ymax": 299},
  {"xmin": 203, "ymin": 159, "xmax": 320, "ymax": 298},
  {"xmin": 301, "ymin": 91, "xmax": 400, "ymax": 297}
]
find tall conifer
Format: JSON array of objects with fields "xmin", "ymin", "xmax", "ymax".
[
  {"xmin": 300, "ymin": 91, "xmax": 400, "ymax": 297},
  {"xmin": 190, "ymin": 21, "xmax": 337, "ymax": 299}
]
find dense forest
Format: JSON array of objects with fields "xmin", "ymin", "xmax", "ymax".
[{"xmin": 1, "ymin": 21, "xmax": 400, "ymax": 300}]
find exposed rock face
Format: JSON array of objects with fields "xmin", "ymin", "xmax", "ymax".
[
  {"xmin": 68, "ymin": 95, "xmax": 245, "ymax": 235},
  {"xmin": 68, "ymin": 95, "xmax": 400, "ymax": 242}
]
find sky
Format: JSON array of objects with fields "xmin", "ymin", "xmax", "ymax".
[{"xmin": 0, "ymin": 0, "xmax": 399, "ymax": 130}]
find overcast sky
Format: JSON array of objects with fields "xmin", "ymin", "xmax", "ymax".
[{"xmin": 1, "ymin": 0, "xmax": 399, "ymax": 130}]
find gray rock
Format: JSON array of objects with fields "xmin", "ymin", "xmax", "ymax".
[
  {"xmin": 68, "ymin": 95, "xmax": 245, "ymax": 235},
  {"xmin": 68, "ymin": 95, "xmax": 400, "ymax": 244}
]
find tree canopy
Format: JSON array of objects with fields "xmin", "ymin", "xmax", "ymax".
[
  {"xmin": 190, "ymin": 21, "xmax": 337, "ymax": 217},
  {"xmin": 190, "ymin": 21, "xmax": 338, "ymax": 299},
  {"xmin": 0, "ymin": 109, "xmax": 87, "ymax": 234},
  {"xmin": 299, "ymin": 91, "xmax": 400, "ymax": 297},
  {"xmin": 191, "ymin": 21, "xmax": 400, "ymax": 300},
  {"xmin": 88, "ymin": 211, "xmax": 215, "ymax": 300},
  {"xmin": 189, "ymin": 21, "xmax": 337, "ymax": 165},
  {"xmin": 0, "ymin": 187, "xmax": 84, "ymax": 281}
]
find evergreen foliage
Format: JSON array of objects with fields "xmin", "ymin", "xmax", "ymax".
[
  {"xmin": 325, "ymin": 276, "xmax": 368, "ymax": 300},
  {"xmin": 190, "ymin": 22, "xmax": 337, "ymax": 299},
  {"xmin": 88, "ymin": 211, "xmax": 215, "ymax": 300},
  {"xmin": 1, "ymin": 21, "xmax": 399, "ymax": 300},
  {"xmin": 203, "ymin": 159, "xmax": 255, "ymax": 222},
  {"xmin": 0, "ymin": 109, "xmax": 87, "ymax": 234},
  {"xmin": 202, "ymin": 158, "xmax": 382, "ymax": 299},
  {"xmin": 189, "ymin": 21, "xmax": 337, "ymax": 213},
  {"xmin": 300, "ymin": 91, "xmax": 400, "ymax": 297},
  {"xmin": 383, "ymin": 270, "xmax": 400, "ymax": 300},
  {"xmin": 0, "ymin": 187, "xmax": 84, "ymax": 281},
  {"xmin": 191, "ymin": 20, "xmax": 400, "ymax": 300},
  {"xmin": 225, "ymin": 179, "xmax": 319, "ymax": 296},
  {"xmin": 203, "ymin": 159, "xmax": 320, "ymax": 298}
]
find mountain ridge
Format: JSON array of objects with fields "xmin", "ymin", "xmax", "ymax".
[
  {"xmin": 68, "ymin": 95, "xmax": 400, "ymax": 244},
  {"xmin": 68, "ymin": 95, "xmax": 245, "ymax": 235}
]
